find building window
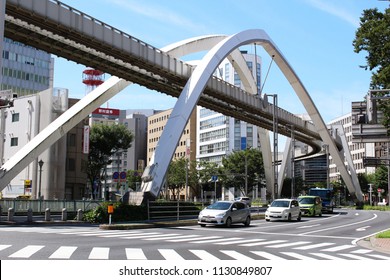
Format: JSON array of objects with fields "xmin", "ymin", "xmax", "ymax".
[
  {"xmin": 68, "ymin": 133, "xmax": 76, "ymax": 147},
  {"xmin": 67, "ymin": 158, "xmax": 76, "ymax": 171},
  {"xmin": 11, "ymin": 137, "xmax": 18, "ymax": 146},
  {"xmin": 12, "ymin": 113, "xmax": 19, "ymax": 122}
]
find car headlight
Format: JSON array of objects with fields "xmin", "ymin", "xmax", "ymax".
[{"xmin": 215, "ymin": 212, "xmax": 226, "ymax": 218}]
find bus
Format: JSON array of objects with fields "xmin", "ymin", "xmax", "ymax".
[{"xmin": 308, "ymin": 188, "xmax": 335, "ymax": 213}]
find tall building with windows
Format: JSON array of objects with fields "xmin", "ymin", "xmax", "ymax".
[
  {"xmin": 327, "ymin": 113, "xmax": 376, "ymax": 182},
  {"xmin": 1, "ymin": 38, "xmax": 53, "ymax": 95},
  {"xmin": 197, "ymin": 51, "xmax": 262, "ymax": 165}
]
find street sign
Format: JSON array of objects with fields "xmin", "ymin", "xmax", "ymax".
[
  {"xmin": 112, "ymin": 171, "xmax": 119, "ymax": 182},
  {"xmin": 120, "ymin": 171, "xmax": 127, "ymax": 182},
  {"xmin": 211, "ymin": 175, "xmax": 218, "ymax": 182}
]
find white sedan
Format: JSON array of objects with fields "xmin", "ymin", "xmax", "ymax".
[{"xmin": 265, "ymin": 199, "xmax": 302, "ymax": 222}]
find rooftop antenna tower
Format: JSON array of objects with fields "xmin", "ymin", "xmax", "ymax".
[{"xmin": 82, "ymin": 68, "xmax": 105, "ymax": 94}]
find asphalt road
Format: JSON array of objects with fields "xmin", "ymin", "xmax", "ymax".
[{"xmin": 0, "ymin": 209, "xmax": 390, "ymax": 260}]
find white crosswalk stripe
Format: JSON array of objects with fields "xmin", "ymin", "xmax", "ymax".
[
  {"xmin": 89, "ymin": 247, "xmax": 110, "ymax": 259},
  {"xmin": 266, "ymin": 241, "xmax": 311, "ymax": 248},
  {"xmin": 251, "ymin": 251, "xmax": 285, "ymax": 260},
  {"xmin": 158, "ymin": 249, "xmax": 185, "ymax": 260},
  {"xmin": 126, "ymin": 248, "xmax": 147, "ymax": 260},
  {"xmin": 309, "ymin": 253, "xmax": 347, "ymax": 260},
  {"xmin": 293, "ymin": 242, "xmax": 335, "ymax": 250},
  {"xmin": 221, "ymin": 250, "xmax": 254, "ymax": 260},
  {"xmin": 215, "ymin": 238, "xmax": 264, "ymax": 245},
  {"xmin": 1, "ymin": 244, "xmax": 390, "ymax": 260},
  {"xmin": 240, "ymin": 240, "xmax": 287, "ymax": 247},
  {"xmin": 321, "ymin": 244, "xmax": 355, "ymax": 252},
  {"xmin": 189, "ymin": 249, "xmax": 220, "ymax": 260},
  {"xmin": 49, "ymin": 246, "xmax": 77, "ymax": 259},
  {"xmin": 9, "ymin": 245, "xmax": 44, "ymax": 258},
  {"xmin": 281, "ymin": 252, "xmax": 318, "ymax": 260},
  {"xmin": 0, "ymin": 245, "xmax": 12, "ymax": 251}
]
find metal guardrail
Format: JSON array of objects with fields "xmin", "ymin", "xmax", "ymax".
[
  {"xmin": 147, "ymin": 201, "xmax": 207, "ymax": 221},
  {"xmin": 0, "ymin": 199, "xmax": 102, "ymax": 214}
]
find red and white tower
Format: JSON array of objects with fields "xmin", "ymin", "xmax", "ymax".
[{"xmin": 82, "ymin": 68, "xmax": 105, "ymax": 93}]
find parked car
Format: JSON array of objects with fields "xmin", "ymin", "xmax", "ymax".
[
  {"xmin": 234, "ymin": 196, "xmax": 252, "ymax": 207},
  {"xmin": 198, "ymin": 201, "xmax": 251, "ymax": 227},
  {"xmin": 298, "ymin": 195, "xmax": 322, "ymax": 217},
  {"xmin": 265, "ymin": 198, "xmax": 301, "ymax": 222}
]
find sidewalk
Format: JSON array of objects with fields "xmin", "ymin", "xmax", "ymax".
[{"xmin": 357, "ymin": 236, "xmax": 390, "ymax": 255}]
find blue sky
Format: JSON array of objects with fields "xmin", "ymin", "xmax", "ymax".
[{"xmin": 53, "ymin": 0, "xmax": 389, "ymax": 123}]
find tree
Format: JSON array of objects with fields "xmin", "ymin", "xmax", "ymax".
[
  {"xmin": 353, "ymin": 7, "xmax": 390, "ymax": 133},
  {"xmin": 86, "ymin": 123, "xmax": 134, "ymax": 198},
  {"xmin": 220, "ymin": 148, "xmax": 265, "ymax": 196},
  {"xmin": 166, "ymin": 158, "xmax": 187, "ymax": 200}
]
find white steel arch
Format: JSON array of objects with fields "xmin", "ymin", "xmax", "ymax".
[
  {"xmin": 161, "ymin": 35, "xmax": 275, "ymax": 197},
  {"xmin": 140, "ymin": 29, "xmax": 363, "ymax": 202}
]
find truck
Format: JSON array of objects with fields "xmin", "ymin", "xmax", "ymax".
[{"xmin": 308, "ymin": 188, "xmax": 335, "ymax": 213}]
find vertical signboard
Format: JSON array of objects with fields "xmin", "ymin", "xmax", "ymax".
[{"xmin": 83, "ymin": 125, "xmax": 90, "ymax": 154}]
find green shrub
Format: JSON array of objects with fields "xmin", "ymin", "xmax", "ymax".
[{"xmin": 83, "ymin": 202, "xmax": 147, "ymax": 223}]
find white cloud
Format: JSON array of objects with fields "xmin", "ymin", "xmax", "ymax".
[
  {"xmin": 304, "ymin": 0, "xmax": 360, "ymax": 27},
  {"xmin": 108, "ymin": 0, "xmax": 203, "ymax": 33}
]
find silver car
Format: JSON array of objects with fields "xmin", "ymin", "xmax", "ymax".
[{"xmin": 198, "ymin": 201, "xmax": 251, "ymax": 227}]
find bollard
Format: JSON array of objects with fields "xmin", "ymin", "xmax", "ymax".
[
  {"xmin": 61, "ymin": 208, "xmax": 67, "ymax": 221},
  {"xmin": 44, "ymin": 208, "xmax": 51, "ymax": 221},
  {"xmin": 77, "ymin": 209, "xmax": 83, "ymax": 221},
  {"xmin": 0, "ymin": 205, "xmax": 2, "ymax": 222},
  {"xmin": 8, "ymin": 208, "xmax": 14, "ymax": 222},
  {"xmin": 27, "ymin": 208, "xmax": 33, "ymax": 223}
]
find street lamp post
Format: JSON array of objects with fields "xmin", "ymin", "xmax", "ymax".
[{"xmin": 38, "ymin": 159, "xmax": 44, "ymax": 200}]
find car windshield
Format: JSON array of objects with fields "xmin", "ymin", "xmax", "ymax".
[
  {"xmin": 207, "ymin": 202, "xmax": 231, "ymax": 210},
  {"xmin": 270, "ymin": 200, "xmax": 290, "ymax": 208},
  {"xmin": 299, "ymin": 197, "xmax": 314, "ymax": 204}
]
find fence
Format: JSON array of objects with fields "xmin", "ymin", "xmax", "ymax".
[
  {"xmin": 0, "ymin": 199, "xmax": 102, "ymax": 215},
  {"xmin": 147, "ymin": 201, "xmax": 207, "ymax": 221}
]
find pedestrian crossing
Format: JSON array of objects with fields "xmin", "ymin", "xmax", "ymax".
[
  {"xmin": 1, "ymin": 244, "xmax": 389, "ymax": 260},
  {"xmin": 1, "ymin": 227, "xmax": 389, "ymax": 260}
]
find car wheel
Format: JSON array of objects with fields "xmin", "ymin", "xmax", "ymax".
[
  {"xmin": 225, "ymin": 217, "xmax": 232, "ymax": 227},
  {"xmin": 244, "ymin": 216, "xmax": 251, "ymax": 227},
  {"xmin": 200, "ymin": 224, "xmax": 206, "ymax": 227},
  {"xmin": 265, "ymin": 219, "xmax": 270, "ymax": 222},
  {"xmin": 297, "ymin": 212, "xmax": 302, "ymax": 221}
]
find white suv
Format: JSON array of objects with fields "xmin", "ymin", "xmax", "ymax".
[{"xmin": 265, "ymin": 199, "xmax": 301, "ymax": 222}]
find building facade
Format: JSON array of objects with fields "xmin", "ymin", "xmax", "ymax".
[
  {"xmin": 327, "ymin": 113, "xmax": 376, "ymax": 182},
  {"xmin": 1, "ymin": 88, "xmax": 68, "ymax": 199},
  {"xmin": 196, "ymin": 51, "xmax": 262, "ymax": 165}
]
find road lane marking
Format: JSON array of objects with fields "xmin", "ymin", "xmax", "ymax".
[
  {"xmin": 339, "ymin": 253, "xmax": 374, "ymax": 260},
  {"xmin": 239, "ymin": 240, "xmax": 287, "ymax": 246},
  {"xmin": 125, "ymin": 248, "xmax": 147, "ymax": 260},
  {"xmin": 281, "ymin": 252, "xmax": 317, "ymax": 260},
  {"xmin": 221, "ymin": 250, "xmax": 254, "ymax": 260},
  {"xmin": 0, "ymin": 245, "xmax": 12, "ymax": 251},
  {"xmin": 309, "ymin": 253, "xmax": 346, "ymax": 260},
  {"xmin": 189, "ymin": 250, "xmax": 220, "ymax": 260},
  {"xmin": 321, "ymin": 245, "xmax": 355, "ymax": 252},
  {"xmin": 356, "ymin": 226, "xmax": 370, "ymax": 231},
  {"xmin": 49, "ymin": 246, "xmax": 77, "ymax": 259},
  {"xmin": 143, "ymin": 234, "xmax": 182, "ymax": 240},
  {"xmin": 266, "ymin": 241, "xmax": 311, "ymax": 248},
  {"xmin": 158, "ymin": 249, "xmax": 185, "ymax": 260},
  {"xmin": 9, "ymin": 245, "xmax": 44, "ymax": 258},
  {"xmin": 88, "ymin": 247, "xmax": 110, "ymax": 259},
  {"xmin": 215, "ymin": 238, "xmax": 264, "ymax": 245},
  {"xmin": 300, "ymin": 213, "xmax": 377, "ymax": 235},
  {"xmin": 294, "ymin": 242, "xmax": 335, "ymax": 250},
  {"xmin": 251, "ymin": 251, "xmax": 285, "ymax": 260}
]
